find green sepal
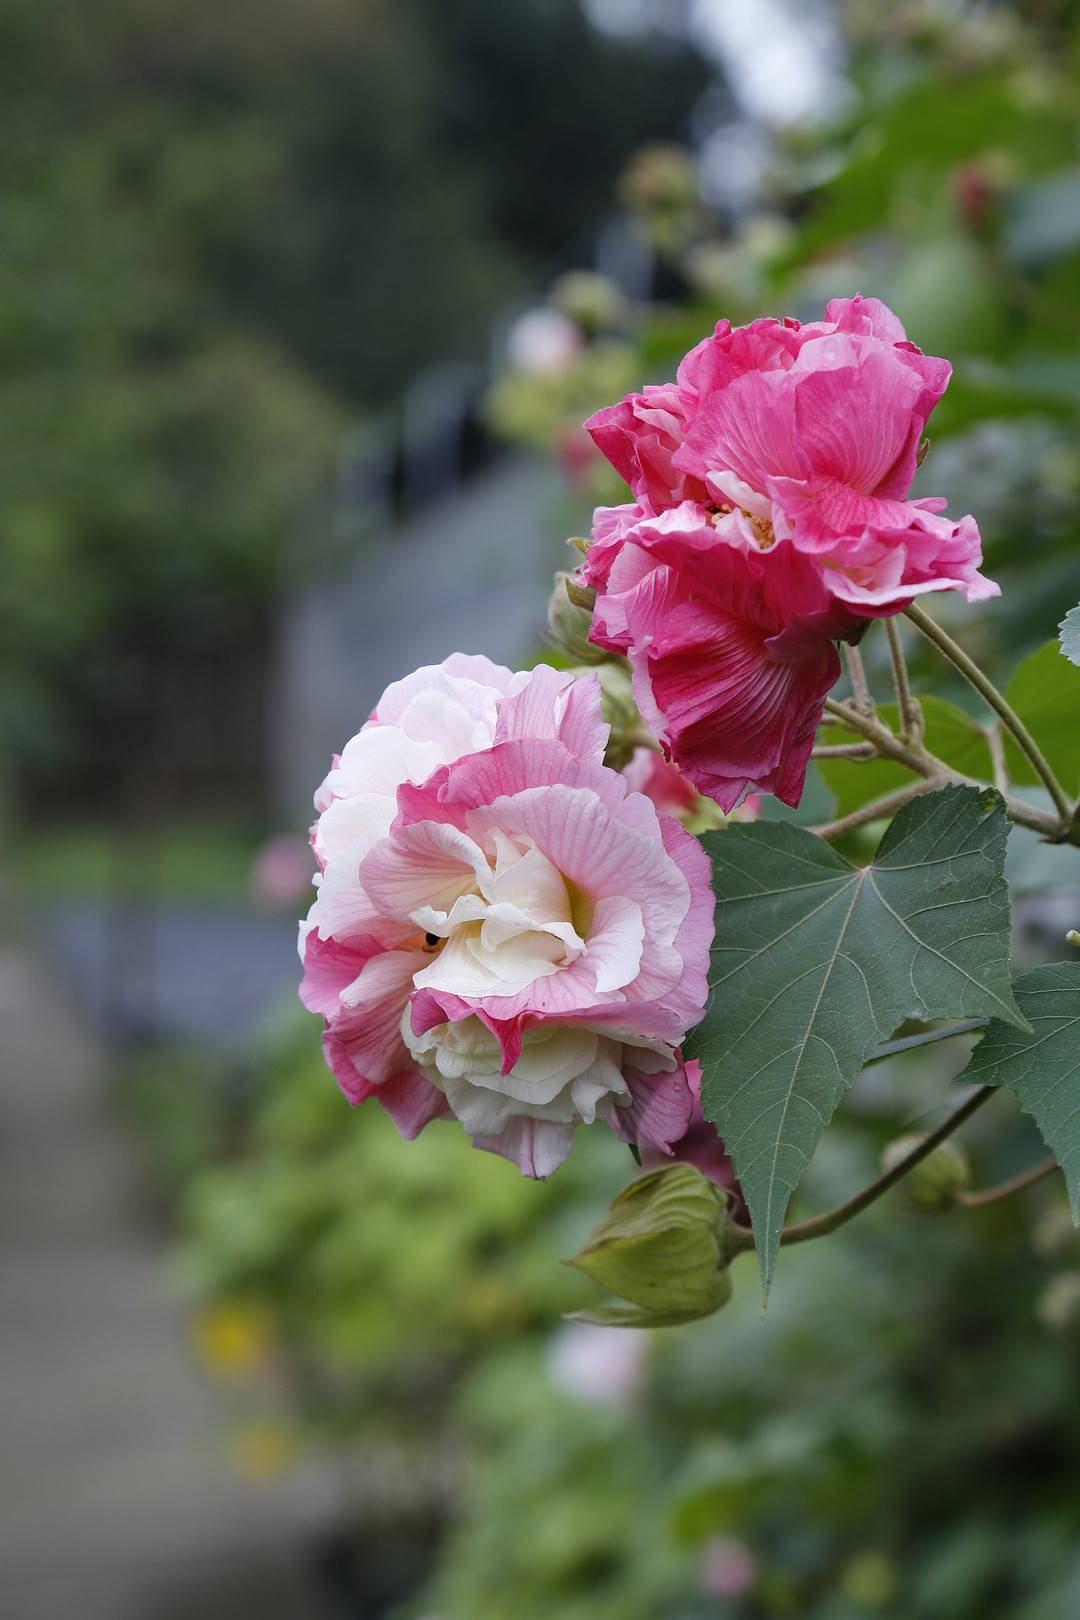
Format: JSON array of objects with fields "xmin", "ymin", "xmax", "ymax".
[{"xmin": 565, "ymin": 1165, "xmax": 734, "ymax": 1328}]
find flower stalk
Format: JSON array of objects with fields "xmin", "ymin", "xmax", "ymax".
[
  {"xmin": 905, "ymin": 602, "xmax": 1075, "ymax": 829},
  {"xmin": 821, "ymin": 697, "xmax": 1068, "ymax": 842},
  {"xmin": 884, "ymin": 616, "xmax": 923, "ymax": 742},
  {"xmin": 725, "ymin": 1085, "xmax": 997, "ymax": 1254},
  {"xmin": 956, "ymin": 1156, "xmax": 1058, "ymax": 1209},
  {"xmin": 844, "ymin": 642, "xmax": 875, "ymax": 716}
]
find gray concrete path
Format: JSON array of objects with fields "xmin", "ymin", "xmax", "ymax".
[{"xmin": 0, "ymin": 934, "xmax": 336, "ymax": 1620}]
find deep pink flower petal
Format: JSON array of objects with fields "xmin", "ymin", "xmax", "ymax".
[
  {"xmin": 585, "ymin": 296, "xmax": 987, "ymax": 633},
  {"xmin": 299, "ymin": 929, "xmax": 381, "ymax": 1017},
  {"xmin": 331, "ymin": 948, "xmax": 430, "ymax": 1086},
  {"xmin": 322, "ymin": 1032, "xmax": 450, "ymax": 1138},
  {"xmin": 607, "ymin": 1059, "xmax": 695, "ymax": 1154}
]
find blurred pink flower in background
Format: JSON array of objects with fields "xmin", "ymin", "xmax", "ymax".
[
  {"xmin": 699, "ymin": 1536, "xmax": 758, "ymax": 1598},
  {"xmin": 300, "ymin": 656, "xmax": 714, "ymax": 1178},
  {"xmin": 622, "ymin": 746, "xmax": 760, "ymax": 826},
  {"xmin": 505, "ymin": 307, "xmax": 583, "ymax": 376},
  {"xmin": 546, "ymin": 1321, "xmax": 648, "ymax": 1407},
  {"xmin": 622, "ymin": 746, "xmax": 699, "ymax": 816},
  {"xmin": 557, "ymin": 423, "xmax": 604, "ymax": 488},
  {"xmin": 250, "ymin": 835, "xmax": 313, "ymax": 908}
]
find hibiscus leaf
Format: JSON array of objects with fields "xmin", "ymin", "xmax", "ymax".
[
  {"xmin": 686, "ymin": 785, "xmax": 1027, "ymax": 1298},
  {"xmin": 954, "ymin": 962, "xmax": 1080, "ymax": 1221},
  {"xmin": 1001, "ymin": 642, "xmax": 1080, "ymax": 797},
  {"xmin": 1060, "ymin": 605, "xmax": 1080, "ymax": 669},
  {"xmin": 817, "ymin": 697, "xmax": 993, "ymax": 819}
]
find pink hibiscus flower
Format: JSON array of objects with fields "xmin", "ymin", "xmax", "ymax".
[
  {"xmin": 585, "ymin": 295, "xmax": 997, "ymax": 614},
  {"xmin": 580, "ymin": 296, "xmax": 998, "ymax": 808},
  {"xmin": 585, "ymin": 501, "xmax": 860, "ymax": 810},
  {"xmin": 300, "ymin": 656, "xmax": 714, "ymax": 1178}
]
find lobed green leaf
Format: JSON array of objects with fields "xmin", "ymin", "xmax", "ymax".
[
  {"xmin": 686, "ymin": 787, "xmax": 1026, "ymax": 1298},
  {"xmin": 954, "ymin": 961, "xmax": 1080, "ymax": 1221}
]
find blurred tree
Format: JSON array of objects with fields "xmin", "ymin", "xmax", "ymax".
[{"xmin": 0, "ymin": 0, "xmax": 712, "ymax": 804}]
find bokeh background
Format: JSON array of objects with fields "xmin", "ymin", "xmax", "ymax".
[{"xmin": 4, "ymin": 2, "xmax": 1080, "ymax": 1616}]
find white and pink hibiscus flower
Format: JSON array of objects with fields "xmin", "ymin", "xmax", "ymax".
[
  {"xmin": 580, "ymin": 295, "xmax": 998, "ymax": 810},
  {"xmin": 299, "ymin": 655, "xmax": 714, "ymax": 1179}
]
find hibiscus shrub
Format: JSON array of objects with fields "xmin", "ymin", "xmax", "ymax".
[{"xmin": 299, "ymin": 297, "xmax": 1080, "ymax": 1319}]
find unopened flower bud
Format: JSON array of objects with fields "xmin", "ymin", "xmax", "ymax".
[
  {"xmin": 619, "ymin": 141, "xmax": 698, "ymax": 214},
  {"xmin": 565, "ymin": 1164, "xmax": 735, "ymax": 1327},
  {"xmin": 1036, "ymin": 1271, "xmax": 1080, "ymax": 1334},
  {"xmin": 548, "ymin": 572, "xmax": 605, "ymax": 664},
  {"xmin": 880, "ymin": 1133, "xmax": 971, "ymax": 1212},
  {"xmin": 550, "ymin": 270, "xmax": 625, "ymax": 334},
  {"xmin": 1067, "ymin": 930, "xmax": 1080, "ymax": 949},
  {"xmin": 1032, "ymin": 1201, "xmax": 1079, "ymax": 1260}
]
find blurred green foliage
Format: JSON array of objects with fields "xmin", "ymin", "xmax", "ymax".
[
  {"xmin": 146, "ymin": 1000, "xmax": 1080, "ymax": 1620},
  {"xmin": 0, "ymin": 0, "xmax": 707, "ymax": 800}
]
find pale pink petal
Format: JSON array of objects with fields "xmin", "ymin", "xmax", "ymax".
[
  {"xmin": 318, "ymin": 725, "xmax": 445, "ymax": 806},
  {"xmin": 472, "ymin": 1116, "xmax": 577, "ymax": 1179},
  {"xmin": 607, "ymin": 1058, "xmax": 695, "ymax": 1154},
  {"xmin": 334, "ymin": 948, "xmax": 430, "ymax": 1084},
  {"xmin": 376, "ymin": 1068, "xmax": 455, "ymax": 1138},
  {"xmin": 360, "ymin": 822, "xmax": 491, "ymax": 921},
  {"xmin": 494, "ymin": 664, "xmax": 609, "ymax": 762},
  {"xmin": 585, "ymin": 895, "xmax": 646, "ymax": 994}
]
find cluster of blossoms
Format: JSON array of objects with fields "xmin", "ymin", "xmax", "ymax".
[
  {"xmin": 581, "ymin": 295, "xmax": 997, "ymax": 809},
  {"xmin": 300, "ymin": 656, "xmax": 716, "ymax": 1178},
  {"xmin": 300, "ymin": 296, "xmax": 996, "ymax": 1183}
]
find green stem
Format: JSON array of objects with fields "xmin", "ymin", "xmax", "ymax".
[
  {"xmin": 844, "ymin": 643, "xmax": 874, "ymax": 716},
  {"xmin": 863, "ymin": 1020, "xmax": 988, "ymax": 1066},
  {"xmin": 811, "ymin": 781, "xmax": 933, "ymax": 842},
  {"xmin": 776, "ymin": 1086, "xmax": 996, "ymax": 1247},
  {"xmin": 957, "ymin": 1155, "xmax": 1058, "ymax": 1209},
  {"xmin": 884, "ymin": 617, "xmax": 922, "ymax": 742},
  {"xmin": 905, "ymin": 602, "xmax": 1074, "ymax": 828},
  {"xmin": 986, "ymin": 723, "xmax": 1010, "ymax": 796},
  {"xmin": 821, "ymin": 698, "xmax": 1064, "ymax": 840},
  {"xmin": 812, "ymin": 741, "xmax": 878, "ymax": 760}
]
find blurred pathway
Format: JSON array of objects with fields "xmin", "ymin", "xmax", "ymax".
[{"xmin": 0, "ymin": 930, "xmax": 334, "ymax": 1620}]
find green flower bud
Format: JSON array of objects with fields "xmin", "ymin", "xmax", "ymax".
[
  {"xmin": 549, "ymin": 270, "xmax": 626, "ymax": 334},
  {"xmin": 1032, "ymin": 1201, "xmax": 1080, "ymax": 1260},
  {"xmin": 565, "ymin": 1165, "xmax": 735, "ymax": 1328},
  {"xmin": 547, "ymin": 572, "xmax": 606, "ymax": 665},
  {"xmin": 1036, "ymin": 1271, "xmax": 1080, "ymax": 1334},
  {"xmin": 619, "ymin": 141, "xmax": 698, "ymax": 214},
  {"xmin": 880, "ymin": 1133, "xmax": 972, "ymax": 1213}
]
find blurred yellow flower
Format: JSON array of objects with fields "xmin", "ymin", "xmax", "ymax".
[
  {"xmin": 228, "ymin": 1420, "xmax": 293, "ymax": 1481},
  {"xmin": 192, "ymin": 1300, "xmax": 271, "ymax": 1379}
]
